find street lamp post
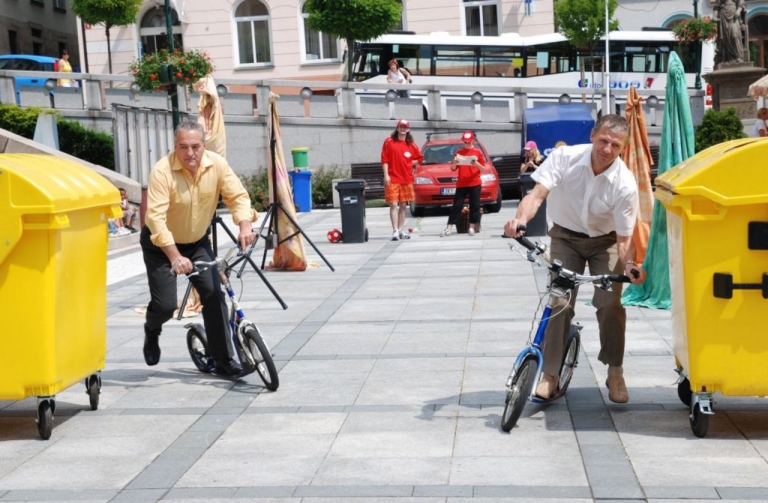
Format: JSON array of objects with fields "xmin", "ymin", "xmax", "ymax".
[
  {"xmin": 693, "ymin": 0, "xmax": 702, "ymax": 90},
  {"xmin": 605, "ymin": 0, "xmax": 610, "ymax": 113},
  {"xmin": 165, "ymin": 0, "xmax": 181, "ymax": 129}
]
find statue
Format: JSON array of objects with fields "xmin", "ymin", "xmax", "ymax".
[{"xmin": 714, "ymin": 0, "xmax": 749, "ymax": 67}]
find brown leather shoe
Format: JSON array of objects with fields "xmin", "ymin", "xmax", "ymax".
[
  {"xmin": 535, "ymin": 373, "xmax": 558, "ymax": 398},
  {"xmin": 606, "ymin": 366, "xmax": 629, "ymax": 403}
]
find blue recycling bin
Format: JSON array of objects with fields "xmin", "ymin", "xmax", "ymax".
[{"xmin": 289, "ymin": 169, "xmax": 313, "ymax": 213}]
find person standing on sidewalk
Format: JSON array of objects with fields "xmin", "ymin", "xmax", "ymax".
[
  {"xmin": 503, "ymin": 114, "xmax": 646, "ymax": 403},
  {"xmin": 440, "ymin": 130, "xmax": 485, "ymax": 237},
  {"xmin": 140, "ymin": 120, "xmax": 257, "ymax": 375},
  {"xmin": 381, "ymin": 119, "xmax": 423, "ymax": 241}
]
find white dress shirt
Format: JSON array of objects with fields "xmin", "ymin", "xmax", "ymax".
[{"xmin": 531, "ymin": 144, "xmax": 639, "ymax": 237}]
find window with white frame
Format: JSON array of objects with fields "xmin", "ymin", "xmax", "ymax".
[
  {"xmin": 140, "ymin": 7, "xmax": 183, "ymax": 56},
  {"xmin": 234, "ymin": 0, "xmax": 272, "ymax": 66},
  {"xmin": 463, "ymin": 0, "xmax": 499, "ymax": 37},
  {"xmin": 301, "ymin": 3, "xmax": 339, "ymax": 62}
]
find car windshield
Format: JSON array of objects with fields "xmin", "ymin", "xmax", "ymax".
[{"xmin": 422, "ymin": 144, "xmax": 486, "ymax": 165}]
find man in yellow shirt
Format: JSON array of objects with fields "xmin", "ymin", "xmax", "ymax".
[{"xmin": 140, "ymin": 121, "xmax": 257, "ymax": 375}]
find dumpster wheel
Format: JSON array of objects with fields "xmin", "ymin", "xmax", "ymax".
[
  {"xmin": 36, "ymin": 398, "xmax": 54, "ymax": 440},
  {"xmin": 86, "ymin": 373, "xmax": 101, "ymax": 411},
  {"xmin": 677, "ymin": 377, "xmax": 692, "ymax": 407}
]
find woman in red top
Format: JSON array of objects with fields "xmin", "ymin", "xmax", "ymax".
[{"xmin": 440, "ymin": 131, "xmax": 486, "ymax": 237}]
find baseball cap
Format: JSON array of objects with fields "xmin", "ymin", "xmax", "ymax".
[
  {"xmin": 462, "ymin": 130, "xmax": 475, "ymax": 142},
  {"xmin": 397, "ymin": 119, "xmax": 410, "ymax": 128},
  {"xmin": 524, "ymin": 140, "xmax": 537, "ymax": 150}
]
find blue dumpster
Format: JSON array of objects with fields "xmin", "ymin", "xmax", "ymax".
[{"xmin": 289, "ymin": 169, "xmax": 313, "ymax": 212}]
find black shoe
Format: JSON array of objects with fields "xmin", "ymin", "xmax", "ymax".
[
  {"xmin": 214, "ymin": 358, "xmax": 243, "ymax": 376},
  {"xmin": 143, "ymin": 333, "xmax": 161, "ymax": 366}
]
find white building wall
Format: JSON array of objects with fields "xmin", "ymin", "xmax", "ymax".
[{"xmin": 77, "ymin": 0, "xmax": 562, "ymax": 82}]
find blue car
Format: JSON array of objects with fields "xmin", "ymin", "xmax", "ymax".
[{"xmin": 0, "ymin": 54, "xmax": 58, "ymax": 104}]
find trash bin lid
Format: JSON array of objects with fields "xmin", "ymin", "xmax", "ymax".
[
  {"xmin": 291, "ymin": 147, "xmax": 309, "ymax": 153},
  {"xmin": 336, "ymin": 179, "xmax": 366, "ymax": 190},
  {"xmin": 0, "ymin": 154, "xmax": 121, "ymax": 264},
  {"xmin": 655, "ymin": 138, "xmax": 768, "ymax": 207}
]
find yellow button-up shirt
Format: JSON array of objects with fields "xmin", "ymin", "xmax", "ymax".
[{"xmin": 146, "ymin": 150, "xmax": 257, "ymax": 248}]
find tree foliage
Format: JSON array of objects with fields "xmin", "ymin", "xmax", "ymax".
[
  {"xmin": 554, "ymin": 0, "xmax": 619, "ymax": 52},
  {"xmin": 304, "ymin": 0, "xmax": 402, "ymax": 81},
  {"xmin": 695, "ymin": 108, "xmax": 746, "ymax": 152},
  {"xmin": 72, "ymin": 0, "xmax": 143, "ymax": 73}
]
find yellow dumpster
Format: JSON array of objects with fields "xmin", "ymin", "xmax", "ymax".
[
  {"xmin": 655, "ymin": 137, "xmax": 768, "ymax": 438},
  {"xmin": 0, "ymin": 154, "xmax": 121, "ymax": 439}
]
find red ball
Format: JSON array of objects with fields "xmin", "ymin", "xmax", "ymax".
[{"xmin": 327, "ymin": 228, "xmax": 342, "ymax": 243}]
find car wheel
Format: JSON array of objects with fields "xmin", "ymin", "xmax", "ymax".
[
  {"xmin": 486, "ymin": 186, "xmax": 503, "ymax": 213},
  {"xmin": 409, "ymin": 201, "xmax": 425, "ymax": 217}
]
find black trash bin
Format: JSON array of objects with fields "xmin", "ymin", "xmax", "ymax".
[
  {"xmin": 519, "ymin": 173, "xmax": 548, "ymax": 237},
  {"xmin": 335, "ymin": 179, "xmax": 368, "ymax": 243}
]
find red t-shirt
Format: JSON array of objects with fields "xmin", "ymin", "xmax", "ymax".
[
  {"xmin": 454, "ymin": 146, "xmax": 485, "ymax": 188},
  {"xmin": 381, "ymin": 137, "xmax": 423, "ymax": 184}
]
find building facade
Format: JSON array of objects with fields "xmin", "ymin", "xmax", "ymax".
[
  {"xmin": 615, "ymin": 0, "xmax": 768, "ymax": 70},
  {"xmin": 0, "ymin": 0, "xmax": 81, "ymax": 67},
  {"xmin": 79, "ymin": 0, "xmax": 555, "ymax": 81}
]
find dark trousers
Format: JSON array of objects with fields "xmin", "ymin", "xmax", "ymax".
[
  {"xmin": 140, "ymin": 226, "xmax": 232, "ymax": 361},
  {"xmin": 447, "ymin": 185, "xmax": 482, "ymax": 226},
  {"xmin": 541, "ymin": 224, "xmax": 625, "ymax": 376}
]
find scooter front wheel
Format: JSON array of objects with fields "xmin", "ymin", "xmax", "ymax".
[{"xmin": 501, "ymin": 358, "xmax": 538, "ymax": 432}]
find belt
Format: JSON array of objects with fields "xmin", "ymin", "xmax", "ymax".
[{"xmin": 552, "ymin": 223, "xmax": 615, "ymax": 240}]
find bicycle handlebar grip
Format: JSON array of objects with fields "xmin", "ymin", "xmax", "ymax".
[
  {"xmin": 608, "ymin": 274, "xmax": 632, "ymax": 283},
  {"xmin": 513, "ymin": 225, "xmax": 537, "ymax": 251}
]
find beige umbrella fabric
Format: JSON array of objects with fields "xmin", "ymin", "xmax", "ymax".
[
  {"xmin": 194, "ymin": 75, "xmax": 227, "ymax": 157},
  {"xmin": 620, "ymin": 86, "xmax": 654, "ymax": 265},
  {"xmin": 747, "ymin": 74, "xmax": 768, "ymax": 100},
  {"xmin": 266, "ymin": 93, "xmax": 308, "ymax": 271}
]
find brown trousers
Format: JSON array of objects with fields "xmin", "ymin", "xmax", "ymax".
[{"xmin": 541, "ymin": 224, "xmax": 626, "ymax": 376}]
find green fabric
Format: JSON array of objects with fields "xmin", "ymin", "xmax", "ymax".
[{"xmin": 622, "ymin": 51, "xmax": 696, "ymax": 309}]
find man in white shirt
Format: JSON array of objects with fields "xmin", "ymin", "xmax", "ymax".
[{"xmin": 504, "ymin": 114, "xmax": 646, "ymax": 403}]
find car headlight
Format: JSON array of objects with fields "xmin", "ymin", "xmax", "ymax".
[
  {"xmin": 414, "ymin": 177, "xmax": 433, "ymax": 185},
  {"xmin": 481, "ymin": 173, "xmax": 497, "ymax": 182}
]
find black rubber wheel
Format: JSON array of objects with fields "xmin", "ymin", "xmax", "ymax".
[
  {"xmin": 37, "ymin": 400, "xmax": 53, "ymax": 440},
  {"xmin": 500, "ymin": 358, "xmax": 538, "ymax": 432},
  {"xmin": 88, "ymin": 374, "xmax": 100, "ymax": 411},
  {"xmin": 557, "ymin": 329, "xmax": 580, "ymax": 392},
  {"xmin": 677, "ymin": 377, "xmax": 692, "ymax": 407},
  {"xmin": 486, "ymin": 186, "xmax": 503, "ymax": 213},
  {"xmin": 690, "ymin": 403, "xmax": 709, "ymax": 438},
  {"xmin": 186, "ymin": 325, "xmax": 211, "ymax": 373},
  {"xmin": 242, "ymin": 326, "xmax": 279, "ymax": 391},
  {"xmin": 409, "ymin": 201, "xmax": 426, "ymax": 217}
]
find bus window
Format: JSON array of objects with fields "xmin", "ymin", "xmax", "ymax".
[
  {"xmin": 434, "ymin": 45, "xmax": 477, "ymax": 76},
  {"xmin": 480, "ymin": 47, "xmax": 522, "ymax": 77},
  {"xmin": 391, "ymin": 44, "xmax": 425, "ymax": 76}
]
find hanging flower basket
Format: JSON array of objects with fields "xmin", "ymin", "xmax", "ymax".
[
  {"xmin": 128, "ymin": 48, "xmax": 214, "ymax": 92},
  {"xmin": 673, "ymin": 17, "xmax": 717, "ymax": 44}
]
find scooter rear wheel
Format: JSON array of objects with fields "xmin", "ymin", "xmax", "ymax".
[{"xmin": 242, "ymin": 325, "xmax": 279, "ymax": 391}]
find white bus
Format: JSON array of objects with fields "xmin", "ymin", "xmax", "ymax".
[{"xmin": 352, "ymin": 30, "xmax": 714, "ymax": 93}]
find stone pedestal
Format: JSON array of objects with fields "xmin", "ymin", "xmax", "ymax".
[{"xmin": 704, "ymin": 64, "xmax": 766, "ymax": 119}]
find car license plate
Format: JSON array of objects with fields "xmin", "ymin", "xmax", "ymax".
[{"xmin": 441, "ymin": 188, "xmax": 456, "ymax": 196}]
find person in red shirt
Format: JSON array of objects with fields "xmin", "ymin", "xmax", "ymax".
[
  {"xmin": 381, "ymin": 119, "xmax": 423, "ymax": 241},
  {"xmin": 440, "ymin": 131, "xmax": 486, "ymax": 237}
]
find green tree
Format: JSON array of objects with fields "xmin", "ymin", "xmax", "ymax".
[
  {"xmin": 695, "ymin": 108, "xmax": 746, "ymax": 152},
  {"xmin": 554, "ymin": 0, "xmax": 619, "ymax": 94},
  {"xmin": 72, "ymin": 0, "xmax": 142, "ymax": 74},
  {"xmin": 304, "ymin": 0, "xmax": 402, "ymax": 81}
]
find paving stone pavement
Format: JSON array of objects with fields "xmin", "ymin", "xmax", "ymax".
[{"xmin": 2, "ymin": 203, "xmax": 768, "ymax": 503}]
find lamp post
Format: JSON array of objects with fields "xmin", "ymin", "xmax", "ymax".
[
  {"xmin": 605, "ymin": 0, "xmax": 610, "ymax": 112},
  {"xmin": 165, "ymin": 0, "xmax": 180, "ymax": 129},
  {"xmin": 693, "ymin": 0, "xmax": 702, "ymax": 90}
]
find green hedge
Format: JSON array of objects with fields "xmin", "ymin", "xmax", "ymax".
[
  {"xmin": 241, "ymin": 164, "xmax": 350, "ymax": 211},
  {"xmin": 695, "ymin": 107, "xmax": 747, "ymax": 153},
  {"xmin": 0, "ymin": 105, "xmax": 115, "ymax": 170}
]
